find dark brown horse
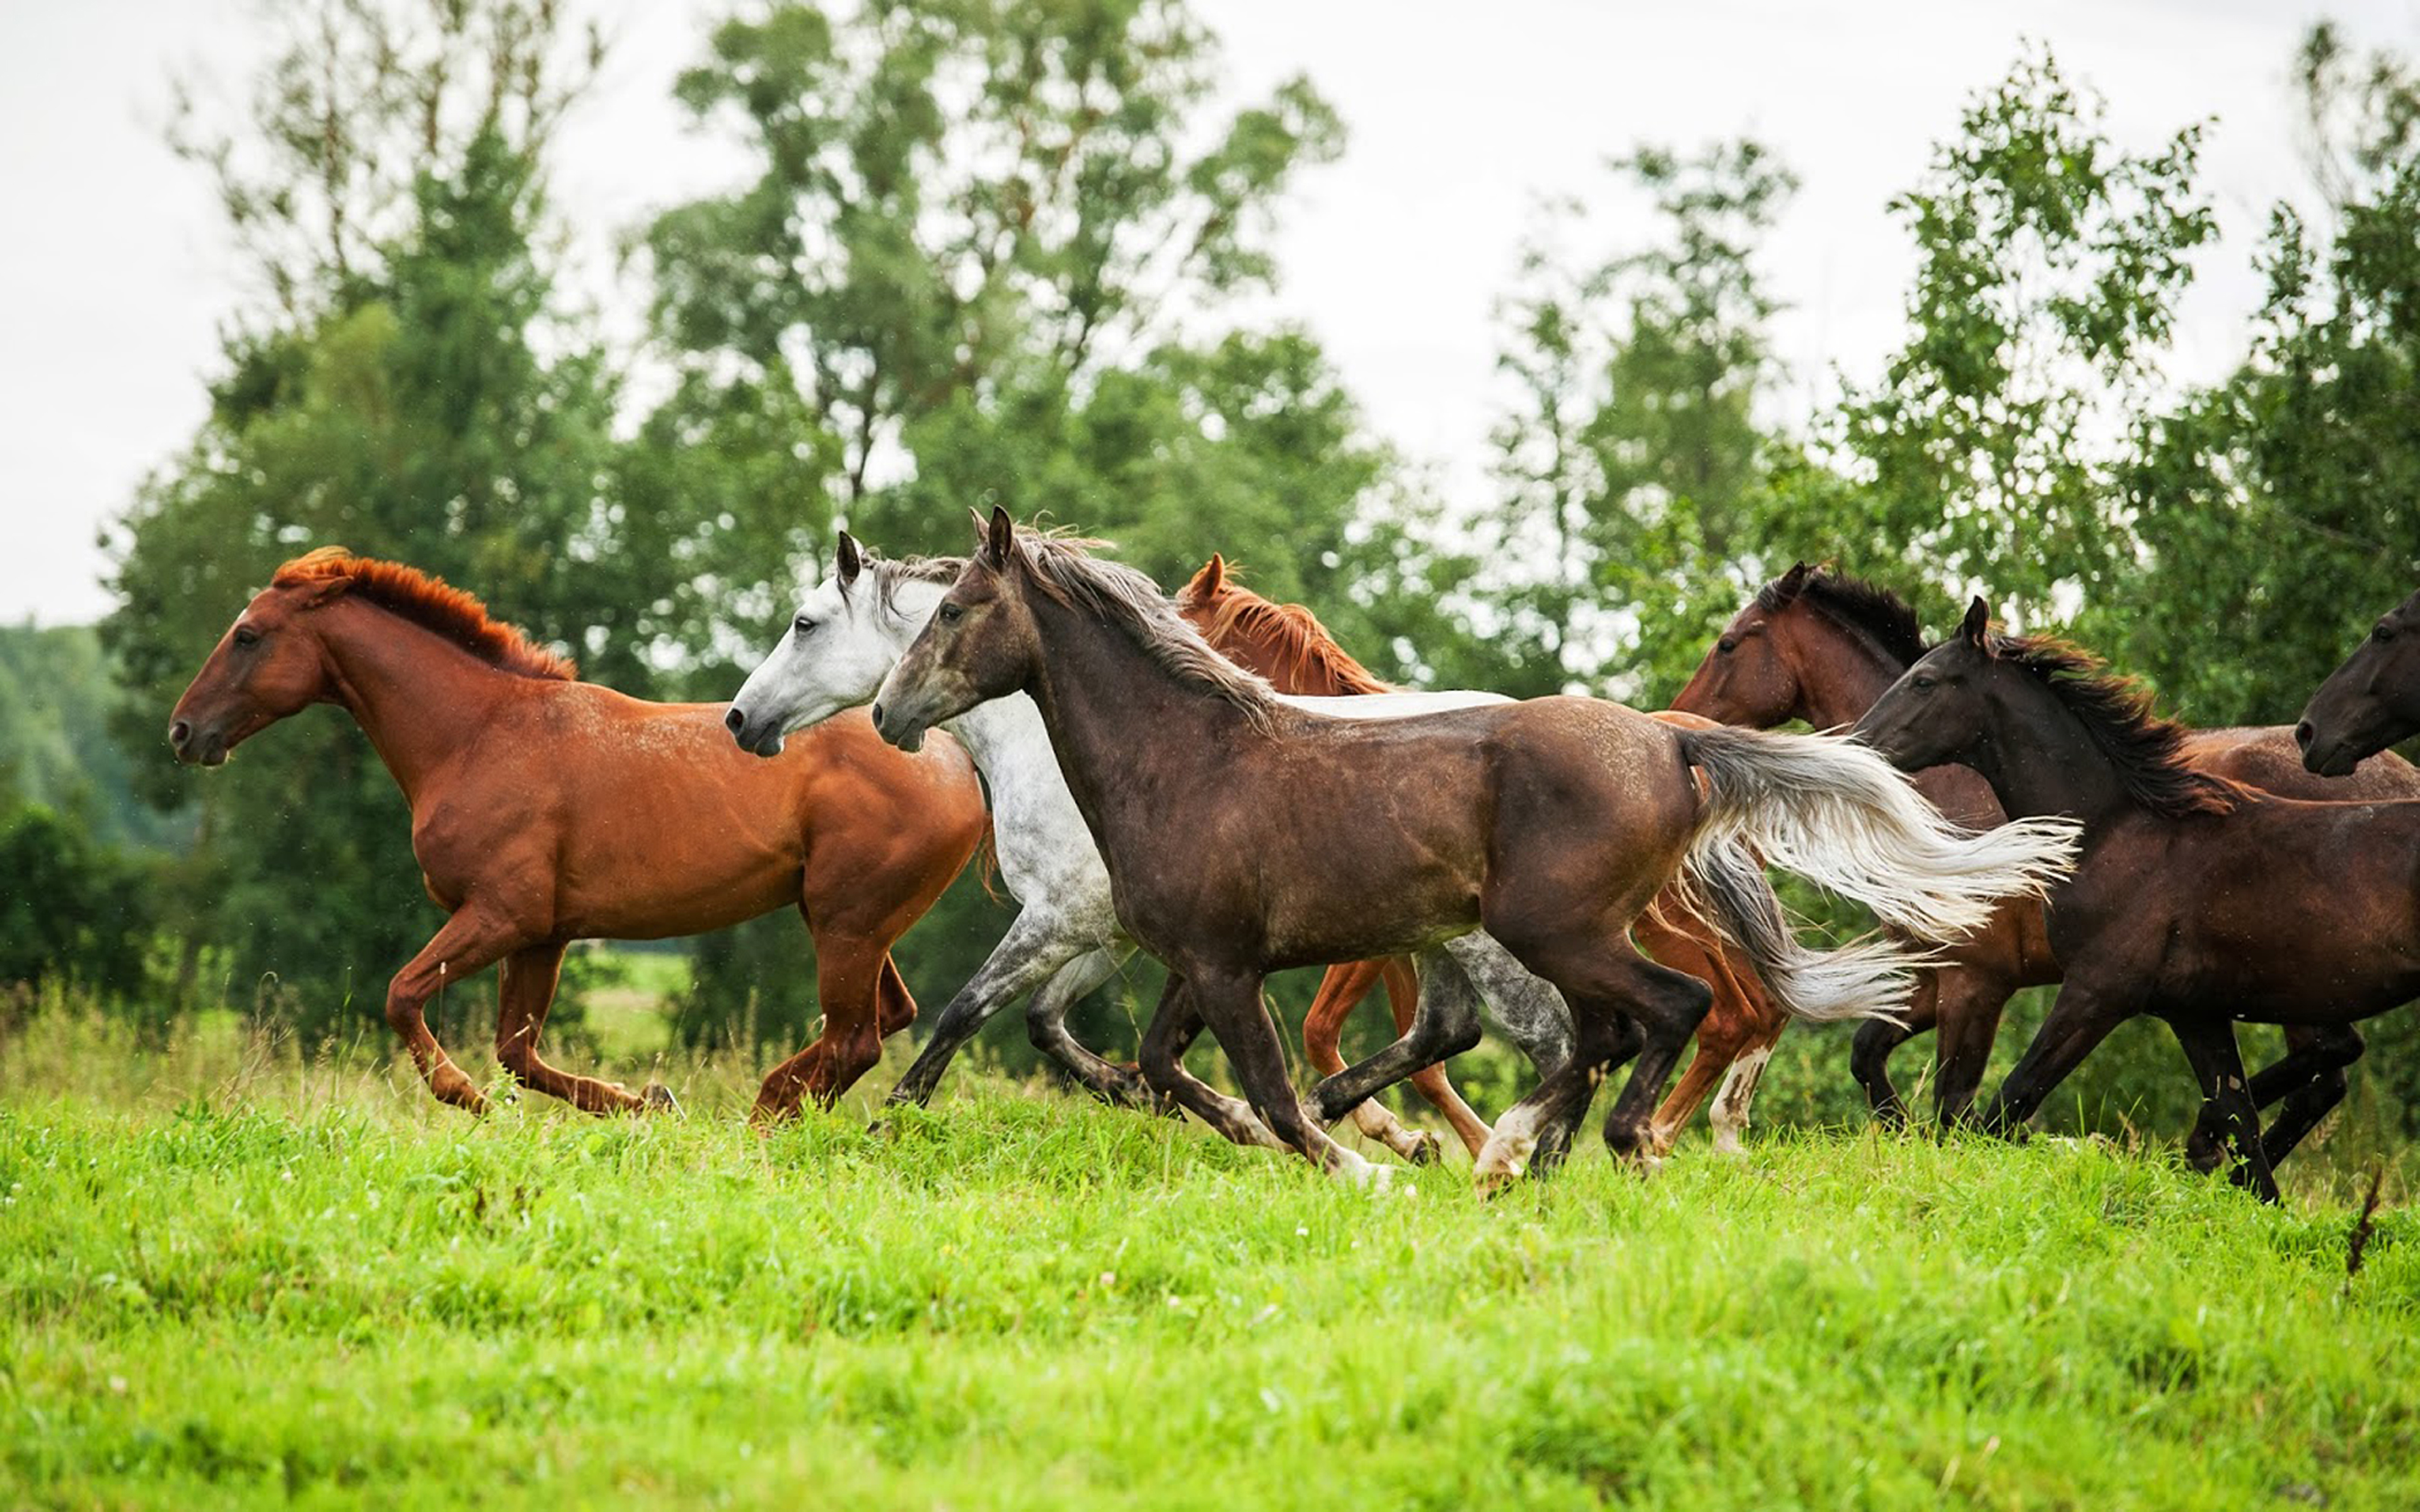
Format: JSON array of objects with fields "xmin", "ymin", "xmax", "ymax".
[
  {"xmin": 1674, "ymin": 564, "xmax": 2419, "ymax": 1141},
  {"xmin": 168, "ymin": 549, "xmax": 989, "ymax": 1119},
  {"xmin": 2300, "ymin": 583, "xmax": 2420, "ymax": 775},
  {"xmin": 1854, "ymin": 601, "xmax": 2420, "ymax": 1200},
  {"xmin": 868, "ymin": 511, "xmax": 2075, "ymax": 1186},
  {"xmin": 1176, "ymin": 556, "xmax": 1786, "ymax": 1157}
]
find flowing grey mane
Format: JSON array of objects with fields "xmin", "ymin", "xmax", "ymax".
[
  {"xmin": 848, "ymin": 551, "xmax": 964, "ymax": 615},
  {"xmin": 1015, "ymin": 530, "xmax": 1281, "ymax": 734}
]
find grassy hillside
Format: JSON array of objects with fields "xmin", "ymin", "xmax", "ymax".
[{"xmin": 3, "ymin": 1015, "xmax": 2414, "ymax": 1510}]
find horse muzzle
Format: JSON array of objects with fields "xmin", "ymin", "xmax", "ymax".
[
  {"xmin": 168, "ymin": 718, "xmax": 230, "ymax": 768},
  {"xmin": 723, "ymin": 704, "xmax": 786, "ymax": 759},
  {"xmin": 870, "ymin": 700, "xmax": 929, "ymax": 753},
  {"xmin": 2295, "ymin": 720, "xmax": 2362, "ymax": 779}
]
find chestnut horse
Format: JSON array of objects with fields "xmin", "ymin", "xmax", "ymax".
[
  {"xmin": 1676, "ymin": 564, "xmax": 2420, "ymax": 1146},
  {"xmin": 870, "ymin": 512, "xmax": 2074, "ymax": 1186},
  {"xmin": 168, "ymin": 549, "xmax": 988, "ymax": 1119},
  {"xmin": 1855, "ymin": 602, "xmax": 2420, "ymax": 1200},
  {"xmin": 2299, "ymin": 583, "xmax": 2420, "ymax": 776},
  {"xmin": 1175, "ymin": 556, "xmax": 1785, "ymax": 1157}
]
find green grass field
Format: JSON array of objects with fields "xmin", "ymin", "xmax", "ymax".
[{"xmin": 3, "ymin": 1011, "xmax": 2416, "ymax": 1510}]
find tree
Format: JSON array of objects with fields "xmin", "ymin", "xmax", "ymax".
[
  {"xmin": 105, "ymin": 0, "xmax": 623, "ymax": 1040},
  {"xmin": 1795, "ymin": 49, "xmax": 2213, "ymax": 638},
  {"xmin": 639, "ymin": 0, "xmax": 1349, "ymax": 658},
  {"xmin": 1485, "ymin": 140, "xmax": 1799, "ymax": 699},
  {"xmin": 2123, "ymin": 24, "xmax": 2420, "ymax": 725},
  {"xmin": 0, "ymin": 803, "xmax": 156, "ymax": 1006}
]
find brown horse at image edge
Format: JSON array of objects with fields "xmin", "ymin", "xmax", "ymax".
[{"xmin": 168, "ymin": 548, "xmax": 988, "ymax": 1119}]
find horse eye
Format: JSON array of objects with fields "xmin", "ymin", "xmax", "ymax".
[
  {"xmin": 938, "ymin": 602, "xmax": 965, "ymax": 624},
  {"xmin": 793, "ymin": 617, "xmax": 816, "ymax": 636},
  {"xmin": 2376, "ymin": 623, "xmax": 2397, "ymax": 644},
  {"xmin": 1716, "ymin": 636, "xmax": 1738, "ymax": 655},
  {"xmin": 232, "ymin": 627, "xmax": 262, "ymax": 650},
  {"xmin": 1912, "ymin": 674, "xmax": 1936, "ymax": 691}
]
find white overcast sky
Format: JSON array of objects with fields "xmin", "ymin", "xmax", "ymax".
[{"xmin": 4, "ymin": 0, "xmax": 2413, "ymax": 625}]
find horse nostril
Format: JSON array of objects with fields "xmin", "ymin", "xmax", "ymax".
[
  {"xmin": 169, "ymin": 719, "xmax": 191, "ymax": 750},
  {"xmin": 870, "ymin": 702, "xmax": 887, "ymax": 730},
  {"xmin": 2295, "ymin": 720, "xmax": 2315, "ymax": 752},
  {"xmin": 723, "ymin": 706, "xmax": 747, "ymax": 735}
]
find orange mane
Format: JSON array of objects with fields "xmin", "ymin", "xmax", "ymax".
[
  {"xmin": 271, "ymin": 547, "xmax": 577, "ymax": 681},
  {"xmin": 1178, "ymin": 559, "xmax": 1395, "ymax": 697}
]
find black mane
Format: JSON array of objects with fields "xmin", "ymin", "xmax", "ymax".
[{"xmin": 1760, "ymin": 568, "xmax": 1928, "ymax": 668}]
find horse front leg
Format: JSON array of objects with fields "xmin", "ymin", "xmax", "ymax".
[
  {"xmin": 755, "ymin": 931, "xmax": 894, "ymax": 1121},
  {"xmin": 1304, "ymin": 958, "xmax": 1450, "ymax": 1162},
  {"xmin": 1185, "ymin": 965, "xmax": 1385, "ymax": 1183},
  {"xmin": 2185, "ymin": 1024, "xmax": 2362, "ymax": 1174},
  {"xmin": 385, "ymin": 909, "xmax": 517, "ymax": 1114},
  {"xmin": 1022, "ymin": 944, "xmax": 1156, "ymax": 1109},
  {"xmin": 2169, "ymin": 1017, "xmax": 2281, "ymax": 1203},
  {"xmin": 1306, "ymin": 948, "xmax": 1484, "ymax": 1152},
  {"xmin": 492, "ymin": 942, "xmax": 661, "ymax": 1116},
  {"xmin": 1968, "ymin": 980, "xmax": 2132, "ymax": 1139},
  {"xmin": 1136, "ymin": 976, "xmax": 1286, "ymax": 1150},
  {"xmin": 879, "ymin": 910, "xmax": 1084, "ymax": 1110}
]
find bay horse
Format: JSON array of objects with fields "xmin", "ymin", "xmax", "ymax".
[
  {"xmin": 1853, "ymin": 600, "xmax": 2420, "ymax": 1200},
  {"xmin": 868, "ymin": 510, "xmax": 2075, "ymax": 1187},
  {"xmin": 2299, "ymin": 583, "xmax": 2420, "ymax": 776},
  {"xmin": 1174, "ymin": 556, "xmax": 1787, "ymax": 1158},
  {"xmin": 723, "ymin": 533, "xmax": 1575, "ymax": 1158},
  {"xmin": 168, "ymin": 548, "xmax": 988, "ymax": 1119},
  {"xmin": 1675, "ymin": 564, "xmax": 2419, "ymax": 1148}
]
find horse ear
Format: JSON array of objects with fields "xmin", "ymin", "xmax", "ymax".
[
  {"xmin": 1182, "ymin": 554, "xmax": 1226, "ymax": 602},
  {"xmin": 1960, "ymin": 597, "xmax": 1991, "ymax": 646},
  {"xmin": 1778, "ymin": 561, "xmax": 1814, "ymax": 597},
  {"xmin": 985, "ymin": 505, "xmax": 1015, "ymax": 568},
  {"xmin": 836, "ymin": 530, "xmax": 862, "ymax": 587}
]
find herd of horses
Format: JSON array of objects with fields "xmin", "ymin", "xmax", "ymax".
[{"xmin": 162, "ymin": 511, "xmax": 2420, "ymax": 1199}]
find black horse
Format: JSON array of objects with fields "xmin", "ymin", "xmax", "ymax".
[
  {"xmin": 1856, "ymin": 600, "xmax": 2420, "ymax": 1201},
  {"xmin": 2300, "ymin": 583, "xmax": 2420, "ymax": 776}
]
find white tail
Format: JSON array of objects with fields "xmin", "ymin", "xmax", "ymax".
[
  {"xmin": 1674, "ymin": 838, "xmax": 1923, "ymax": 1024},
  {"xmin": 1676, "ymin": 724, "xmax": 2079, "ymax": 943}
]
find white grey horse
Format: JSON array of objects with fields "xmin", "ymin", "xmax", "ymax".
[{"xmin": 723, "ymin": 532, "xmax": 1576, "ymax": 1161}]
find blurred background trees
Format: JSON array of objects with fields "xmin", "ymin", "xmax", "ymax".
[{"xmin": 16, "ymin": 0, "xmax": 2419, "ymax": 1140}]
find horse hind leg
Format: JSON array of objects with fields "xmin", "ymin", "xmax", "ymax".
[
  {"xmin": 1023, "ymin": 944, "xmax": 1158, "ymax": 1109},
  {"xmin": 1639, "ymin": 912, "xmax": 1780, "ymax": 1157},
  {"xmin": 1706, "ymin": 1025, "xmax": 1784, "ymax": 1155},
  {"xmin": 492, "ymin": 942, "xmax": 655, "ymax": 1116},
  {"xmin": 1596, "ymin": 960, "xmax": 1717, "ymax": 1167}
]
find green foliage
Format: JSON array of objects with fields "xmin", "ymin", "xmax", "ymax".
[
  {"xmin": 0, "ymin": 809, "xmax": 156, "ymax": 1003},
  {"xmin": 3, "ymin": 1052, "xmax": 2416, "ymax": 1509},
  {"xmin": 106, "ymin": 5, "xmax": 625, "ymax": 1040},
  {"xmin": 1487, "ymin": 140, "xmax": 1800, "ymax": 699},
  {"xmin": 2121, "ymin": 25, "xmax": 2420, "ymax": 724},
  {"xmin": 1782, "ymin": 48, "xmax": 2215, "ymax": 638},
  {"xmin": 0, "ymin": 625, "xmax": 190, "ymax": 852}
]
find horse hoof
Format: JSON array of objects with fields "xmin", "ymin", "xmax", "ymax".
[
  {"xmin": 1399, "ymin": 1130, "xmax": 1441, "ymax": 1167},
  {"xmin": 1470, "ymin": 1160, "xmax": 1525, "ymax": 1198},
  {"xmin": 1100, "ymin": 1064, "xmax": 1158, "ymax": 1112},
  {"xmin": 640, "ymin": 1082, "xmax": 681, "ymax": 1115}
]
